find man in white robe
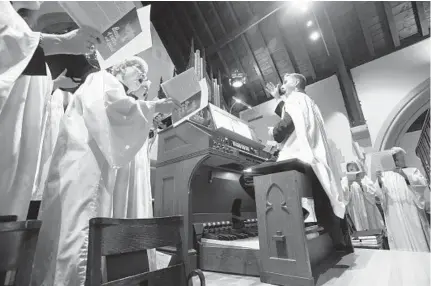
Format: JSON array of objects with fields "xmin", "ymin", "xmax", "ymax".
[
  {"xmin": 341, "ymin": 161, "xmax": 385, "ymax": 231},
  {"xmin": 266, "ymin": 73, "xmax": 349, "ymax": 249},
  {"xmin": 376, "ymin": 147, "xmax": 430, "ymax": 252},
  {"xmin": 0, "ymin": 1, "xmax": 102, "ymax": 220},
  {"xmin": 32, "ymin": 57, "xmax": 174, "ymax": 286}
]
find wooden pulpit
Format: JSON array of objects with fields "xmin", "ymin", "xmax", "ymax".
[{"xmin": 251, "ymin": 159, "xmax": 353, "ymax": 286}]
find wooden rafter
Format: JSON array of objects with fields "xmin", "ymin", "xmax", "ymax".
[
  {"xmin": 245, "ymin": 2, "xmax": 283, "ymax": 83},
  {"xmin": 167, "ymin": 5, "xmax": 190, "ymax": 58},
  {"xmin": 354, "ymin": 2, "xmax": 376, "ymax": 57},
  {"xmin": 412, "ymin": 1, "xmax": 430, "ymax": 37},
  {"xmin": 383, "ymin": 2, "xmax": 401, "ymax": 47},
  {"xmin": 176, "ymin": 3, "xmax": 204, "ymax": 50},
  {"xmin": 206, "ymin": 2, "xmax": 287, "ymax": 56},
  {"xmin": 274, "ymin": 13, "xmax": 300, "ymax": 75},
  {"xmin": 293, "ymin": 18, "xmax": 317, "ymax": 80},
  {"xmin": 226, "ymin": 2, "xmax": 268, "ymax": 97},
  {"xmin": 192, "ymin": 2, "xmax": 230, "ymax": 78},
  {"xmin": 312, "ymin": 3, "xmax": 365, "ymax": 127},
  {"xmin": 209, "ymin": 2, "xmax": 258, "ymax": 103},
  {"xmin": 158, "ymin": 20, "xmax": 187, "ymax": 70}
]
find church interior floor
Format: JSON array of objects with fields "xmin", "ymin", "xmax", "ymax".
[{"xmin": 192, "ymin": 248, "xmax": 430, "ymax": 286}]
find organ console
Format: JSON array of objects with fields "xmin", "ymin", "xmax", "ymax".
[{"xmin": 153, "ymin": 101, "xmax": 272, "ymax": 270}]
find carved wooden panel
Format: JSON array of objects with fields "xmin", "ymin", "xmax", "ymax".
[{"xmin": 255, "ymin": 171, "xmax": 312, "ymax": 280}]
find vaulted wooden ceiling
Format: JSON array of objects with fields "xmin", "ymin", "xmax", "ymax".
[{"xmin": 147, "ymin": 1, "xmax": 430, "ymax": 111}]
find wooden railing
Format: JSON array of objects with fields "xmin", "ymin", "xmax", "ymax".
[{"xmin": 415, "ymin": 109, "xmax": 430, "ymax": 184}]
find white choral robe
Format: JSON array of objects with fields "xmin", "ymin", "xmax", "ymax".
[
  {"xmin": 274, "ymin": 92, "xmax": 346, "ymax": 218},
  {"xmin": 31, "ymin": 71, "xmax": 156, "ymax": 286},
  {"xmin": 341, "ymin": 176, "xmax": 385, "ymax": 231},
  {"xmin": 378, "ymin": 168, "xmax": 430, "ymax": 252},
  {"xmin": 0, "ymin": 2, "xmax": 53, "ymax": 219},
  {"xmin": 112, "ymin": 134, "xmax": 158, "ymax": 271},
  {"xmin": 32, "ymin": 90, "xmax": 72, "ymax": 203}
]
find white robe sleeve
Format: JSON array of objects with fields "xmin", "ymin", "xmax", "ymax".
[
  {"xmin": 404, "ymin": 168, "xmax": 430, "ymax": 211},
  {"xmin": 78, "ymin": 71, "xmax": 156, "ymax": 168},
  {"xmin": 361, "ymin": 176, "xmax": 381, "ymax": 204},
  {"xmin": 341, "ymin": 177, "xmax": 351, "ymax": 205},
  {"xmin": 0, "ymin": 2, "xmax": 40, "ymax": 111}
]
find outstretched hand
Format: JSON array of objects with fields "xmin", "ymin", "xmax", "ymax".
[
  {"xmin": 61, "ymin": 26, "xmax": 104, "ymax": 55},
  {"xmin": 154, "ymin": 98, "xmax": 175, "ymax": 115},
  {"xmin": 265, "ymin": 82, "xmax": 280, "ymax": 99}
]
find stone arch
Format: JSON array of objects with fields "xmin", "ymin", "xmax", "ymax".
[{"xmin": 374, "ymin": 78, "xmax": 430, "ymax": 151}]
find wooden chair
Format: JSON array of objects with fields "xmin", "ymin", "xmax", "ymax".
[
  {"xmin": 86, "ymin": 215, "xmax": 206, "ymax": 286},
  {"xmin": 0, "ymin": 220, "xmax": 42, "ymax": 286}
]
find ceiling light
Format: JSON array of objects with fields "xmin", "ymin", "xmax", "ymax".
[
  {"xmin": 293, "ymin": 0, "xmax": 310, "ymax": 13},
  {"xmin": 306, "ymin": 20, "xmax": 313, "ymax": 27},
  {"xmin": 244, "ymin": 168, "xmax": 252, "ymax": 173},
  {"xmin": 309, "ymin": 31, "xmax": 320, "ymax": 41},
  {"xmin": 229, "ymin": 70, "xmax": 247, "ymax": 88}
]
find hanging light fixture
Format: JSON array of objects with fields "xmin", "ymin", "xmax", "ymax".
[{"xmin": 229, "ymin": 70, "xmax": 247, "ymax": 88}]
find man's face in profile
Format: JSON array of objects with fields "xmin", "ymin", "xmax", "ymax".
[{"xmin": 280, "ymin": 75, "xmax": 297, "ymax": 97}]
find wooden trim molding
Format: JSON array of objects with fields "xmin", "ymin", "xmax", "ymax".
[{"xmin": 374, "ymin": 78, "xmax": 430, "ymax": 151}]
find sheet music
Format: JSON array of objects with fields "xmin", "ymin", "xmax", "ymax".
[
  {"xmin": 60, "ymin": 2, "xmax": 135, "ymax": 33},
  {"xmin": 60, "ymin": 3, "xmax": 152, "ymax": 69},
  {"xmin": 161, "ymin": 68, "xmax": 201, "ymax": 104}
]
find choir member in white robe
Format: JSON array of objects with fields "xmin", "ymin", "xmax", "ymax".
[
  {"xmin": 341, "ymin": 161, "xmax": 385, "ymax": 231},
  {"xmin": 266, "ymin": 73, "xmax": 348, "ymax": 249},
  {"xmin": 31, "ymin": 89, "xmax": 75, "ymax": 203},
  {"xmin": 376, "ymin": 147, "xmax": 430, "ymax": 252},
  {"xmin": 0, "ymin": 1, "xmax": 102, "ymax": 220},
  {"xmin": 31, "ymin": 57, "xmax": 174, "ymax": 286}
]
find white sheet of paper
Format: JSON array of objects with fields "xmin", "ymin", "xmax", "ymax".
[
  {"xmin": 96, "ymin": 5, "xmax": 152, "ymax": 69},
  {"xmin": 60, "ymin": 2, "xmax": 135, "ymax": 32},
  {"xmin": 171, "ymin": 79, "xmax": 209, "ymax": 128},
  {"xmin": 161, "ymin": 68, "xmax": 200, "ymax": 104},
  {"xmin": 155, "ymin": 251, "xmax": 172, "ymax": 270},
  {"xmin": 302, "ymin": 198, "xmax": 317, "ymax": 223}
]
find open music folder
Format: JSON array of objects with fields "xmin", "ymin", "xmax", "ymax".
[
  {"xmin": 161, "ymin": 68, "xmax": 209, "ymax": 127},
  {"xmin": 60, "ymin": 2, "xmax": 152, "ymax": 69}
]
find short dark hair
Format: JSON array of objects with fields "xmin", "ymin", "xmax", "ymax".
[{"xmin": 285, "ymin": 73, "xmax": 307, "ymax": 90}]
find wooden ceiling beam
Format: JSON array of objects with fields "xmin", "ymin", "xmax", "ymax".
[
  {"xmin": 354, "ymin": 2, "xmax": 376, "ymax": 57},
  {"xmin": 274, "ymin": 14, "xmax": 300, "ymax": 75},
  {"xmin": 209, "ymin": 2, "xmax": 258, "ymax": 103},
  {"xmin": 226, "ymin": 2, "xmax": 268, "ymax": 97},
  {"xmin": 382, "ymin": 2, "xmax": 401, "ymax": 47},
  {"xmin": 177, "ymin": 3, "xmax": 204, "ymax": 50},
  {"xmin": 167, "ymin": 6, "xmax": 190, "ymax": 58},
  {"xmin": 312, "ymin": 3, "xmax": 366, "ymax": 127},
  {"xmin": 412, "ymin": 1, "xmax": 430, "ymax": 37},
  {"xmin": 293, "ymin": 18, "xmax": 317, "ymax": 80},
  {"xmin": 245, "ymin": 2, "xmax": 283, "ymax": 83},
  {"xmin": 159, "ymin": 20, "xmax": 187, "ymax": 70},
  {"xmin": 192, "ymin": 2, "xmax": 230, "ymax": 78},
  {"xmin": 206, "ymin": 2, "xmax": 287, "ymax": 56}
]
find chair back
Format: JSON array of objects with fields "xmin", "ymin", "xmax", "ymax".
[
  {"xmin": 0, "ymin": 220, "xmax": 42, "ymax": 286},
  {"xmin": 86, "ymin": 216, "xmax": 189, "ymax": 286},
  {"xmin": 0, "ymin": 216, "xmax": 17, "ymax": 223}
]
